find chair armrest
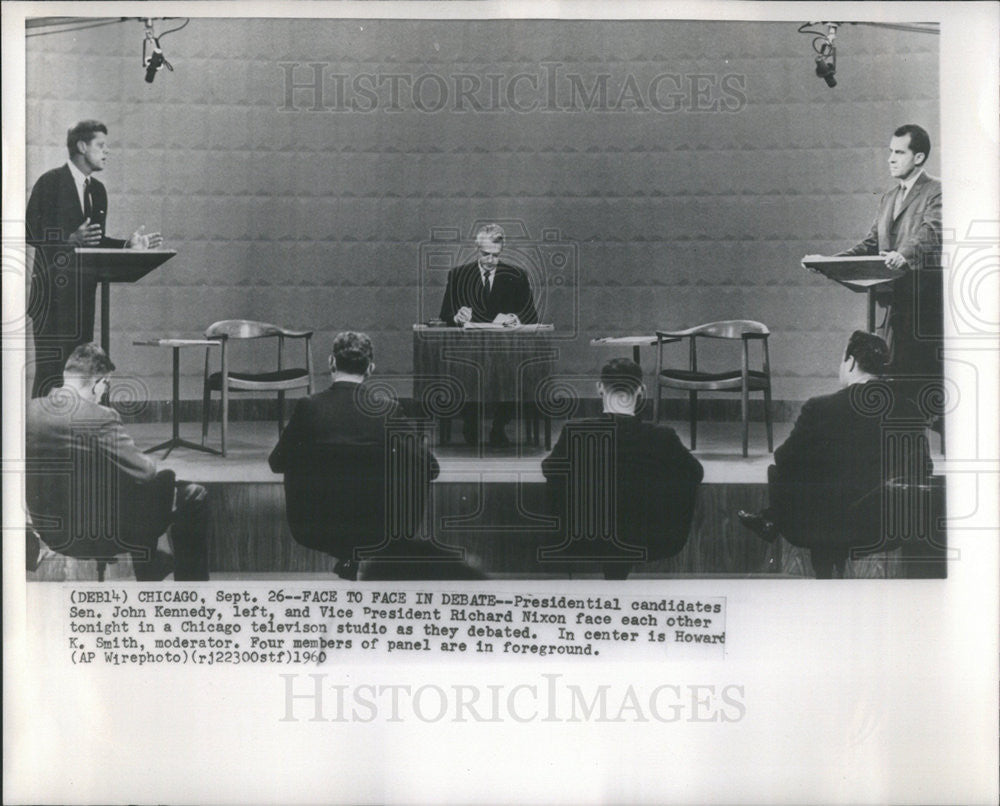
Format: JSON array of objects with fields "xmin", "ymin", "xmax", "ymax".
[
  {"xmin": 276, "ymin": 328, "xmax": 313, "ymax": 339},
  {"xmin": 654, "ymin": 331, "xmax": 686, "ymax": 342}
]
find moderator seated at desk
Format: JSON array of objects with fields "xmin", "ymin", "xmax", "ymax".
[{"xmin": 435, "ymin": 222, "xmax": 542, "ymax": 447}]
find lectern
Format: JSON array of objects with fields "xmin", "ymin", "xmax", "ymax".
[
  {"xmin": 76, "ymin": 248, "xmax": 176, "ymax": 352},
  {"xmin": 802, "ymin": 255, "xmax": 904, "ymax": 333}
]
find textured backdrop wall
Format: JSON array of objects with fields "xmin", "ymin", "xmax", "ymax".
[{"xmin": 24, "ymin": 18, "xmax": 939, "ymax": 405}]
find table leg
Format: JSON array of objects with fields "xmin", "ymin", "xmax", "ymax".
[
  {"xmin": 100, "ymin": 281, "xmax": 111, "ymax": 353},
  {"xmin": 145, "ymin": 345, "xmax": 222, "ymax": 457},
  {"xmin": 171, "ymin": 347, "xmax": 181, "ymax": 442}
]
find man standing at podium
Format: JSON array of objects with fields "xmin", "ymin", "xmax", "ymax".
[
  {"xmin": 834, "ymin": 124, "xmax": 943, "ymax": 389},
  {"xmin": 26, "ymin": 120, "xmax": 162, "ymax": 397},
  {"xmin": 439, "ymin": 223, "xmax": 539, "ymax": 446}
]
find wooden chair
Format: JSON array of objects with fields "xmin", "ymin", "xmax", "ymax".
[
  {"xmin": 653, "ymin": 320, "xmax": 773, "ymax": 457},
  {"xmin": 201, "ymin": 320, "xmax": 314, "ymax": 456}
]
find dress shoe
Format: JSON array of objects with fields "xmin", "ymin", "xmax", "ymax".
[
  {"xmin": 133, "ymin": 550, "xmax": 176, "ymax": 582},
  {"xmin": 737, "ymin": 509, "xmax": 779, "ymax": 543},
  {"xmin": 334, "ymin": 559, "xmax": 358, "ymax": 581},
  {"xmin": 26, "ymin": 528, "xmax": 42, "ymax": 572}
]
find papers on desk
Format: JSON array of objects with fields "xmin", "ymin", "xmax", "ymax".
[{"xmin": 462, "ymin": 323, "xmax": 554, "ymax": 331}]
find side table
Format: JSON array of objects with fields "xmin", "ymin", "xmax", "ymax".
[{"xmin": 135, "ymin": 339, "xmax": 221, "ymax": 457}]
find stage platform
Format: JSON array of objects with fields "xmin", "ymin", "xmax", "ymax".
[{"xmin": 104, "ymin": 417, "xmax": 946, "ymax": 580}]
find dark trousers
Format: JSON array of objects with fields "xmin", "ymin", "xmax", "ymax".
[
  {"xmin": 132, "ymin": 470, "xmax": 209, "ymax": 581},
  {"xmin": 34, "ymin": 469, "xmax": 209, "ymax": 581},
  {"xmin": 462, "ymin": 401, "xmax": 515, "ymax": 440}
]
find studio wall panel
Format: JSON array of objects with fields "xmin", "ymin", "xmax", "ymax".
[{"xmin": 25, "ymin": 18, "xmax": 939, "ymax": 405}]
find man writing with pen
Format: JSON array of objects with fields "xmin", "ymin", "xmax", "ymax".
[
  {"xmin": 27, "ymin": 119, "xmax": 163, "ymax": 397},
  {"xmin": 438, "ymin": 223, "xmax": 539, "ymax": 446}
]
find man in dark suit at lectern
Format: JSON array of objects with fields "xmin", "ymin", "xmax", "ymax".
[
  {"xmin": 832, "ymin": 124, "xmax": 943, "ymax": 388},
  {"xmin": 439, "ymin": 223, "xmax": 539, "ymax": 446},
  {"xmin": 26, "ymin": 120, "xmax": 162, "ymax": 397}
]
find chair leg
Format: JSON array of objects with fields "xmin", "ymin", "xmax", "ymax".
[
  {"xmin": 277, "ymin": 391, "xmax": 285, "ymax": 432},
  {"xmin": 653, "ymin": 383, "xmax": 660, "ymax": 423},
  {"xmin": 764, "ymin": 385, "xmax": 774, "ymax": 453},
  {"xmin": 201, "ymin": 382, "xmax": 211, "ymax": 445},
  {"xmin": 544, "ymin": 415, "xmax": 551, "ymax": 451},
  {"xmin": 688, "ymin": 391, "xmax": 698, "ymax": 450},
  {"xmin": 741, "ymin": 385, "xmax": 749, "ymax": 458},
  {"xmin": 220, "ymin": 384, "xmax": 228, "ymax": 458}
]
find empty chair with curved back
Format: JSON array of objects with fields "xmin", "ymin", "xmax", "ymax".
[
  {"xmin": 653, "ymin": 320, "xmax": 773, "ymax": 457},
  {"xmin": 201, "ymin": 320, "xmax": 314, "ymax": 456}
]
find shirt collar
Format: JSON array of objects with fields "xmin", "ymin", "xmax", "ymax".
[
  {"xmin": 66, "ymin": 161, "xmax": 89, "ymax": 208},
  {"xmin": 899, "ymin": 168, "xmax": 924, "ymax": 195},
  {"xmin": 66, "ymin": 160, "xmax": 89, "ymax": 188}
]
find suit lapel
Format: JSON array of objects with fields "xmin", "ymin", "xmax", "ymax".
[{"xmin": 893, "ymin": 171, "xmax": 929, "ymax": 221}]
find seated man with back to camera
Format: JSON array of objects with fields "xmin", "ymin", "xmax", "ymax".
[
  {"xmin": 269, "ymin": 331, "xmax": 483, "ymax": 580},
  {"xmin": 439, "ymin": 223, "xmax": 539, "ymax": 448},
  {"xmin": 738, "ymin": 330, "xmax": 933, "ymax": 578},
  {"xmin": 542, "ymin": 358, "xmax": 704, "ymax": 579},
  {"xmin": 26, "ymin": 343, "xmax": 209, "ymax": 581}
]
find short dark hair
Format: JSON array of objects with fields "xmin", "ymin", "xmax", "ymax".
[
  {"xmin": 64, "ymin": 342, "xmax": 115, "ymax": 379},
  {"xmin": 600, "ymin": 358, "xmax": 643, "ymax": 394},
  {"xmin": 66, "ymin": 120, "xmax": 108, "ymax": 156},
  {"xmin": 331, "ymin": 331, "xmax": 374, "ymax": 375},
  {"xmin": 844, "ymin": 330, "xmax": 889, "ymax": 376},
  {"xmin": 893, "ymin": 124, "xmax": 931, "ymax": 162}
]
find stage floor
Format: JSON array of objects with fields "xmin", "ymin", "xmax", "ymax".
[{"xmin": 130, "ymin": 418, "xmax": 796, "ymax": 485}]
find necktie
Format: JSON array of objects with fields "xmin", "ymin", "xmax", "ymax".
[
  {"xmin": 482, "ymin": 270, "xmax": 493, "ymax": 294},
  {"xmin": 892, "ymin": 183, "xmax": 906, "ymax": 219},
  {"xmin": 83, "ymin": 177, "xmax": 93, "ymax": 219}
]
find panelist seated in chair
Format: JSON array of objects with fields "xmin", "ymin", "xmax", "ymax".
[
  {"xmin": 439, "ymin": 222, "xmax": 539, "ymax": 447},
  {"xmin": 26, "ymin": 344, "xmax": 209, "ymax": 581},
  {"xmin": 542, "ymin": 358, "xmax": 704, "ymax": 579},
  {"xmin": 269, "ymin": 331, "xmax": 483, "ymax": 580},
  {"xmin": 738, "ymin": 331, "xmax": 933, "ymax": 578}
]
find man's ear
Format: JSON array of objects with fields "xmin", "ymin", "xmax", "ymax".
[
  {"xmin": 366, "ymin": 361, "xmax": 375, "ymax": 376},
  {"xmin": 915, "ymin": 151, "xmax": 927, "ymax": 166},
  {"xmin": 596, "ymin": 381, "xmax": 605, "ymax": 396},
  {"xmin": 328, "ymin": 355, "xmax": 336, "ymax": 373}
]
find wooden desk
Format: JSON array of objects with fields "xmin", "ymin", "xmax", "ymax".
[{"xmin": 413, "ymin": 325, "xmax": 557, "ymax": 447}]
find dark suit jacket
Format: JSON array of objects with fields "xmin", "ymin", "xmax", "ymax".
[
  {"xmin": 439, "ymin": 260, "xmax": 539, "ymax": 325},
  {"xmin": 26, "ymin": 164, "xmax": 126, "ymax": 341},
  {"xmin": 26, "ymin": 391, "xmax": 164, "ymax": 557},
  {"xmin": 769, "ymin": 382, "xmax": 932, "ymax": 553},
  {"xmin": 839, "ymin": 172, "xmax": 943, "ymax": 375},
  {"xmin": 269, "ymin": 381, "xmax": 440, "ymax": 559},
  {"xmin": 542, "ymin": 414, "xmax": 704, "ymax": 560}
]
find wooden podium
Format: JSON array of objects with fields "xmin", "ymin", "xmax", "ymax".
[
  {"xmin": 413, "ymin": 324, "xmax": 557, "ymax": 447},
  {"xmin": 76, "ymin": 248, "xmax": 176, "ymax": 351},
  {"xmin": 802, "ymin": 255, "xmax": 904, "ymax": 333}
]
